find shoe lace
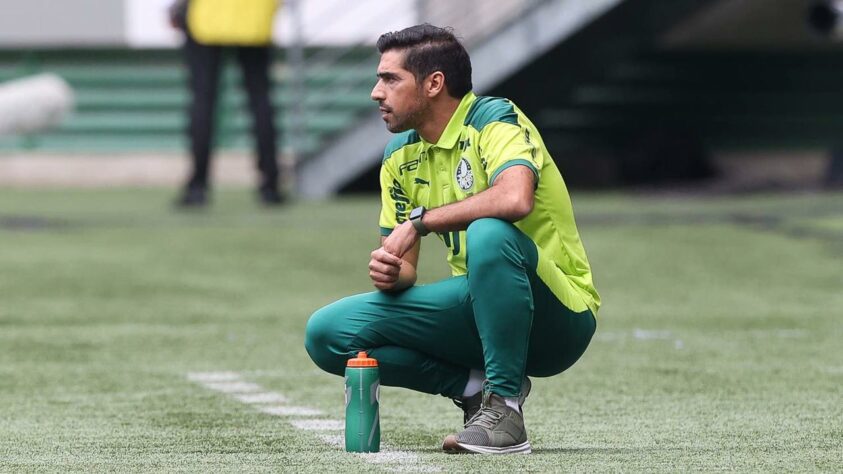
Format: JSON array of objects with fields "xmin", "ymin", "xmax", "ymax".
[{"xmin": 465, "ymin": 405, "xmax": 504, "ymax": 429}]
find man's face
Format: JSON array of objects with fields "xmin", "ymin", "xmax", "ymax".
[{"xmin": 371, "ymin": 50, "xmax": 428, "ymax": 133}]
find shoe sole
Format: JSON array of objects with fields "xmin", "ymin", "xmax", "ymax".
[{"xmin": 442, "ymin": 435, "xmax": 531, "ymax": 455}]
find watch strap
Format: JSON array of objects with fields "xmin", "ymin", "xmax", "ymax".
[{"xmin": 410, "ymin": 206, "xmax": 430, "ymax": 236}]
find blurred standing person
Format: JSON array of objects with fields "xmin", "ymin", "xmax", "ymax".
[{"xmin": 169, "ymin": 0, "xmax": 284, "ymax": 207}]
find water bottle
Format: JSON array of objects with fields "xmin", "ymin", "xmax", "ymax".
[{"xmin": 345, "ymin": 351, "xmax": 380, "ymax": 452}]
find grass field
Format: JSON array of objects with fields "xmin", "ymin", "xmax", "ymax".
[{"xmin": 1, "ymin": 188, "xmax": 841, "ymax": 472}]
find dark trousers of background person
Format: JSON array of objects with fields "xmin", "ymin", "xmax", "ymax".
[{"xmin": 184, "ymin": 33, "xmax": 280, "ymax": 199}]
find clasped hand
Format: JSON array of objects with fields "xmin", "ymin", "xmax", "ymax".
[{"xmin": 368, "ymin": 221, "xmax": 419, "ymax": 290}]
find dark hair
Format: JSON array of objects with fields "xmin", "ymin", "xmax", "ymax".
[{"xmin": 376, "ymin": 24, "xmax": 472, "ymax": 99}]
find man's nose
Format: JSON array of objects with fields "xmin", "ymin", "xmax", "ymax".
[{"xmin": 371, "ymin": 82, "xmax": 384, "ymax": 101}]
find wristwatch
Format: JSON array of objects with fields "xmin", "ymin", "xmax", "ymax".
[{"xmin": 409, "ymin": 206, "xmax": 430, "ymax": 236}]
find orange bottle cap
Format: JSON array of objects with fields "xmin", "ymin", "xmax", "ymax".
[{"xmin": 347, "ymin": 351, "xmax": 378, "ymax": 367}]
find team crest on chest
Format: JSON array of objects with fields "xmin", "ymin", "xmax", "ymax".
[{"xmin": 455, "ymin": 157, "xmax": 474, "ymax": 191}]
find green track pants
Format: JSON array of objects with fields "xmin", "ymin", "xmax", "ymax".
[{"xmin": 305, "ymin": 218, "xmax": 595, "ymax": 398}]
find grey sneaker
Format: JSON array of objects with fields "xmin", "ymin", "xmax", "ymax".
[
  {"xmin": 452, "ymin": 390, "xmax": 483, "ymax": 426},
  {"xmin": 443, "ymin": 391, "xmax": 531, "ymax": 454},
  {"xmin": 452, "ymin": 377, "xmax": 531, "ymax": 427}
]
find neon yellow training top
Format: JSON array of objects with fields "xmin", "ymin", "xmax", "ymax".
[
  {"xmin": 379, "ymin": 92, "xmax": 600, "ymax": 315},
  {"xmin": 188, "ymin": 0, "xmax": 278, "ymax": 46}
]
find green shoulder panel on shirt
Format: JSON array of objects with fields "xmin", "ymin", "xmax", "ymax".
[
  {"xmin": 382, "ymin": 130, "xmax": 421, "ymax": 162},
  {"xmin": 464, "ymin": 96, "xmax": 518, "ymax": 131}
]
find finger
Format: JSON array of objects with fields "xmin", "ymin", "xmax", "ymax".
[
  {"xmin": 382, "ymin": 243, "xmax": 399, "ymax": 257},
  {"xmin": 378, "ymin": 247, "xmax": 403, "ymax": 264},
  {"xmin": 368, "ymin": 260, "xmax": 400, "ymax": 276},
  {"xmin": 370, "ymin": 267, "xmax": 398, "ymax": 280},
  {"xmin": 373, "ymin": 248, "xmax": 402, "ymax": 266},
  {"xmin": 383, "ymin": 245, "xmax": 408, "ymax": 260},
  {"xmin": 369, "ymin": 270, "xmax": 398, "ymax": 284},
  {"xmin": 369, "ymin": 266, "xmax": 398, "ymax": 280},
  {"xmin": 373, "ymin": 281, "xmax": 395, "ymax": 291}
]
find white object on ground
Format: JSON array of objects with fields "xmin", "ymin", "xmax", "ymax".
[{"xmin": 0, "ymin": 73, "xmax": 74, "ymax": 136}]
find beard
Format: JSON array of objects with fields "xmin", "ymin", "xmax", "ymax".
[{"xmin": 383, "ymin": 93, "xmax": 428, "ymax": 133}]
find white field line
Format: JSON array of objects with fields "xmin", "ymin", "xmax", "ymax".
[
  {"xmin": 259, "ymin": 405, "xmax": 323, "ymax": 416},
  {"xmin": 187, "ymin": 371, "xmax": 241, "ymax": 383},
  {"xmin": 203, "ymin": 381, "xmax": 263, "ymax": 393},
  {"xmin": 633, "ymin": 329, "xmax": 684, "ymax": 350},
  {"xmin": 632, "ymin": 329, "xmax": 673, "ymax": 340},
  {"xmin": 317, "ymin": 434, "xmax": 344, "ymax": 447},
  {"xmin": 290, "ymin": 419, "xmax": 344, "ymax": 431},
  {"xmin": 188, "ymin": 371, "xmax": 438, "ymax": 472},
  {"xmin": 233, "ymin": 392, "xmax": 288, "ymax": 404},
  {"xmin": 593, "ymin": 330, "xmax": 685, "ymax": 350}
]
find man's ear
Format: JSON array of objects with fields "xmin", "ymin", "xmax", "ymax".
[{"xmin": 424, "ymin": 71, "xmax": 446, "ymax": 98}]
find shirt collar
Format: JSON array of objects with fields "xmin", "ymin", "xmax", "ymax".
[{"xmin": 422, "ymin": 91, "xmax": 476, "ymax": 150}]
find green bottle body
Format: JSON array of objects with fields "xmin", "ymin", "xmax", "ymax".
[{"xmin": 344, "ymin": 365, "xmax": 380, "ymax": 452}]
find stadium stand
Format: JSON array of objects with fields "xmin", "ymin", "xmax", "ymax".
[
  {"xmin": 0, "ymin": 48, "xmax": 376, "ymax": 154},
  {"xmin": 532, "ymin": 51, "xmax": 843, "ymax": 150},
  {"xmin": 3, "ymin": 0, "xmax": 842, "ymax": 191},
  {"xmin": 488, "ymin": 0, "xmax": 843, "ymax": 187}
]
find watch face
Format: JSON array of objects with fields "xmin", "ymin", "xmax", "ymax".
[{"xmin": 410, "ymin": 207, "xmax": 423, "ymax": 220}]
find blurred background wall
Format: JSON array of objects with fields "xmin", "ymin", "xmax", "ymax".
[
  {"xmin": 0, "ymin": 0, "xmax": 125, "ymax": 46},
  {"xmin": 0, "ymin": 0, "xmax": 419, "ymax": 48}
]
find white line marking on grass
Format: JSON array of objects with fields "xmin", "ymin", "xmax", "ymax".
[
  {"xmin": 361, "ymin": 452, "xmax": 439, "ymax": 473},
  {"xmin": 187, "ymin": 371, "xmax": 241, "ymax": 382},
  {"xmin": 233, "ymin": 392, "xmax": 287, "ymax": 404},
  {"xmin": 633, "ymin": 329, "xmax": 685, "ymax": 350},
  {"xmin": 317, "ymin": 434, "xmax": 344, "ymax": 447},
  {"xmin": 596, "ymin": 330, "xmax": 685, "ymax": 349},
  {"xmin": 594, "ymin": 331, "xmax": 625, "ymax": 341},
  {"xmin": 290, "ymin": 419, "xmax": 344, "ymax": 431},
  {"xmin": 633, "ymin": 329, "xmax": 673, "ymax": 340},
  {"xmin": 202, "ymin": 381, "xmax": 263, "ymax": 393},
  {"xmin": 363, "ymin": 451, "xmax": 423, "ymax": 464},
  {"xmin": 188, "ymin": 371, "xmax": 438, "ymax": 472},
  {"xmin": 259, "ymin": 405, "xmax": 323, "ymax": 416}
]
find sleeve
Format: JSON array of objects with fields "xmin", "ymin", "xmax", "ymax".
[
  {"xmin": 378, "ymin": 162, "xmax": 411, "ymax": 236},
  {"xmin": 479, "ymin": 122, "xmax": 542, "ymax": 186}
]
